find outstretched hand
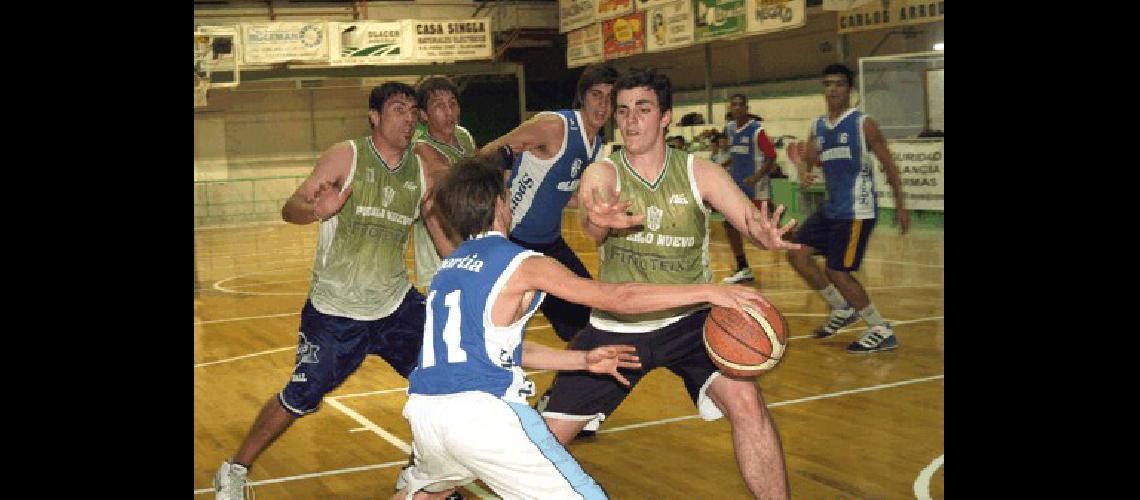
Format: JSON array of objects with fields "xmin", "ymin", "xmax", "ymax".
[
  {"xmin": 704, "ymin": 284, "xmax": 774, "ymax": 314},
  {"xmin": 584, "ymin": 186, "xmax": 645, "ymax": 230},
  {"xmin": 743, "ymin": 202, "xmax": 802, "ymax": 251},
  {"xmin": 313, "ymin": 181, "xmax": 353, "ymax": 221},
  {"xmin": 585, "ymin": 345, "xmax": 642, "ymax": 386}
]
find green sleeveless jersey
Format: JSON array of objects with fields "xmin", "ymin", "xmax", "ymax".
[
  {"xmin": 416, "ymin": 125, "xmax": 476, "ymax": 165},
  {"xmin": 309, "ymin": 136, "xmax": 425, "ymax": 320},
  {"xmin": 590, "ymin": 148, "xmax": 711, "ymax": 333},
  {"xmin": 411, "ymin": 125, "xmax": 477, "ymax": 288}
]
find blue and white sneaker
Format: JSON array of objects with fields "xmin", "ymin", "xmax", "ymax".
[
  {"xmin": 846, "ymin": 325, "xmax": 898, "ymax": 354},
  {"xmin": 813, "ymin": 307, "xmax": 858, "ymax": 339}
]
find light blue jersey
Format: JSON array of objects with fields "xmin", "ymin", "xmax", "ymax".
[
  {"xmin": 407, "ymin": 232, "xmax": 546, "ymax": 403},
  {"xmin": 507, "ymin": 110, "xmax": 604, "ymax": 244},
  {"xmin": 813, "ymin": 109, "xmax": 878, "ymax": 219}
]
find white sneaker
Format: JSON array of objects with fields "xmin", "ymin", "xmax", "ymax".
[
  {"xmin": 214, "ymin": 461, "xmax": 253, "ymax": 500},
  {"xmin": 846, "ymin": 324, "xmax": 899, "ymax": 354},
  {"xmin": 722, "ymin": 267, "xmax": 755, "ymax": 284},
  {"xmin": 812, "ymin": 307, "xmax": 858, "ymax": 339}
]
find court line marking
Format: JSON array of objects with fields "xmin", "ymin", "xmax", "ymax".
[
  {"xmin": 211, "ymin": 278, "xmax": 312, "ymax": 289},
  {"xmin": 763, "ymin": 283, "xmax": 942, "ymax": 296},
  {"xmin": 323, "ymin": 398, "xmax": 497, "ymax": 499},
  {"xmin": 598, "ymin": 373, "xmax": 945, "ymax": 434},
  {"xmin": 194, "ymin": 347, "xmax": 295, "ymax": 368},
  {"xmin": 211, "ymin": 264, "xmax": 313, "ymax": 296},
  {"xmin": 193, "ymin": 459, "xmax": 409, "ymax": 494},
  {"xmin": 191, "ymin": 316, "xmax": 941, "ymax": 368},
  {"xmin": 195, "ymin": 312, "xmax": 300, "ymax": 325},
  {"xmin": 194, "ymin": 373, "xmax": 944, "ymax": 495},
  {"xmin": 913, "ymin": 454, "xmax": 944, "ymax": 500},
  {"xmin": 324, "ymin": 398, "xmax": 411, "ymax": 454},
  {"xmin": 863, "ymin": 258, "xmax": 944, "ymax": 269},
  {"xmin": 789, "ymin": 315, "xmax": 943, "ymax": 340}
]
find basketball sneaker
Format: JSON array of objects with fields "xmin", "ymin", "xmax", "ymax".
[
  {"xmin": 812, "ymin": 307, "xmax": 858, "ymax": 339},
  {"xmin": 214, "ymin": 461, "xmax": 253, "ymax": 500},
  {"xmin": 846, "ymin": 324, "xmax": 898, "ymax": 354},
  {"xmin": 722, "ymin": 267, "xmax": 755, "ymax": 284}
]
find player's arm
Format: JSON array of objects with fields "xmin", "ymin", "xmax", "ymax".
[
  {"xmin": 863, "ymin": 117, "xmax": 910, "ymax": 234},
  {"xmin": 476, "ymin": 113, "xmax": 565, "ymax": 171},
  {"xmin": 520, "ymin": 341, "xmax": 642, "ymax": 386},
  {"xmin": 416, "ymin": 146, "xmax": 458, "ymax": 257},
  {"xmin": 744, "ymin": 129, "xmax": 778, "ymax": 184},
  {"xmin": 516, "ymin": 255, "xmax": 768, "ymax": 317},
  {"xmin": 695, "ymin": 158, "xmax": 800, "ymax": 251},
  {"xmin": 281, "ymin": 141, "xmax": 354, "ymax": 224},
  {"xmin": 575, "ymin": 160, "xmax": 644, "ymax": 244},
  {"xmin": 795, "ymin": 131, "xmax": 821, "ymax": 188}
]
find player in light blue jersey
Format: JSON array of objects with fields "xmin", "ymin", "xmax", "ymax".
[
  {"xmin": 392, "ymin": 156, "xmax": 767, "ymax": 500},
  {"xmin": 787, "ymin": 63, "xmax": 910, "ymax": 354}
]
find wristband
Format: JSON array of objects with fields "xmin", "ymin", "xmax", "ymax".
[{"xmin": 498, "ymin": 145, "xmax": 515, "ymax": 170}]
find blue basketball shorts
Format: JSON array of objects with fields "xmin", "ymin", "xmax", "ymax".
[
  {"xmin": 278, "ymin": 288, "xmax": 426, "ymax": 417},
  {"xmin": 793, "ymin": 212, "xmax": 877, "ymax": 272}
]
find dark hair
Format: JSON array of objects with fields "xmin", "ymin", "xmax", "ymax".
[
  {"xmin": 433, "ymin": 156, "xmax": 505, "ymax": 240},
  {"xmin": 729, "ymin": 93, "xmax": 748, "ymax": 105},
  {"xmin": 416, "ymin": 76, "xmax": 459, "ymax": 111},
  {"xmin": 574, "ymin": 64, "xmax": 619, "ymax": 108},
  {"xmin": 369, "ymin": 82, "xmax": 416, "ymax": 112},
  {"xmin": 368, "ymin": 81, "xmax": 416, "ymax": 129},
  {"xmin": 613, "ymin": 67, "xmax": 672, "ymax": 113},
  {"xmin": 822, "ymin": 63, "xmax": 854, "ymax": 87}
]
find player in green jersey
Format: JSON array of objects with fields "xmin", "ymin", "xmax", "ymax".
[
  {"xmin": 214, "ymin": 82, "xmax": 454, "ymax": 500},
  {"xmin": 410, "ymin": 76, "xmax": 479, "ymax": 289},
  {"xmin": 539, "ymin": 69, "xmax": 800, "ymax": 499}
]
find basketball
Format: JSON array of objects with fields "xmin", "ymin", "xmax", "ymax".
[{"xmin": 703, "ymin": 299, "xmax": 789, "ymax": 377}]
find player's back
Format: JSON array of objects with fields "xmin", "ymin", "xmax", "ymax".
[{"xmin": 407, "ymin": 232, "xmax": 546, "ymax": 403}]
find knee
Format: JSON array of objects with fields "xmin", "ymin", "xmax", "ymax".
[
  {"xmin": 714, "ymin": 381, "xmax": 764, "ymax": 421},
  {"xmin": 544, "ymin": 417, "xmax": 587, "ymax": 445},
  {"xmin": 824, "ymin": 267, "xmax": 852, "ymax": 281}
]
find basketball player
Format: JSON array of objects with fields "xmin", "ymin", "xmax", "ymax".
[
  {"xmin": 213, "ymin": 82, "xmax": 454, "ymax": 500},
  {"xmin": 478, "ymin": 64, "xmax": 617, "ymax": 436},
  {"xmin": 786, "ymin": 63, "xmax": 910, "ymax": 354},
  {"xmin": 410, "ymin": 76, "xmax": 477, "ymax": 289},
  {"xmin": 477, "ymin": 64, "xmax": 617, "ymax": 344},
  {"xmin": 540, "ymin": 68, "xmax": 799, "ymax": 499},
  {"xmin": 722, "ymin": 94, "xmax": 779, "ymax": 285},
  {"xmin": 392, "ymin": 156, "xmax": 769, "ymax": 500}
]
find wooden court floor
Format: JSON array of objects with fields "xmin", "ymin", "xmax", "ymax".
[{"xmin": 194, "ymin": 211, "xmax": 944, "ymax": 499}]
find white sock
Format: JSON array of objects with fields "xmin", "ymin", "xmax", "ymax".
[
  {"xmin": 819, "ymin": 285, "xmax": 850, "ymax": 310},
  {"xmin": 860, "ymin": 304, "xmax": 887, "ymax": 329}
]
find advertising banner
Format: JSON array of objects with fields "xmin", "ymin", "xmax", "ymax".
[
  {"xmin": 240, "ymin": 22, "xmax": 329, "ymax": 64},
  {"xmin": 645, "ymin": 1, "xmax": 695, "ymax": 53},
  {"xmin": 602, "ymin": 11, "xmax": 646, "ymax": 59},
  {"xmin": 567, "ymin": 24, "xmax": 605, "ymax": 67}
]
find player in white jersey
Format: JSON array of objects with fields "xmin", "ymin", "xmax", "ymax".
[{"xmin": 392, "ymin": 156, "xmax": 767, "ymax": 499}]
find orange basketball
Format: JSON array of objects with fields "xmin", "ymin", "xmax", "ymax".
[{"xmin": 703, "ymin": 299, "xmax": 789, "ymax": 378}]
